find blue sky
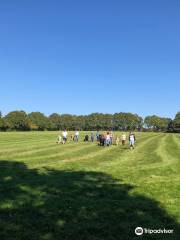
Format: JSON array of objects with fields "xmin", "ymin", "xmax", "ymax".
[{"xmin": 0, "ymin": 0, "xmax": 179, "ymax": 119}]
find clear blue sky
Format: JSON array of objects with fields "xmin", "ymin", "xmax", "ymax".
[{"xmin": 0, "ymin": 0, "xmax": 180, "ymax": 119}]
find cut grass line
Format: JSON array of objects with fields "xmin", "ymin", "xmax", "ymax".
[
  {"xmin": 22, "ymin": 144, "xmax": 100, "ymax": 167},
  {"xmin": 164, "ymin": 134, "xmax": 180, "ymax": 164},
  {"xmin": 36, "ymin": 135, "xmax": 160, "ymax": 169},
  {"xmin": 0, "ymin": 142, "xmax": 79, "ymax": 159},
  {"xmin": 0, "ymin": 135, "xmax": 149, "ymax": 159},
  {"xmin": 29, "ymin": 145, "xmax": 117, "ymax": 168},
  {"xmin": 90, "ymin": 134, "xmax": 163, "ymax": 173},
  {"xmin": 155, "ymin": 134, "xmax": 169, "ymax": 163},
  {"xmin": 0, "ymin": 138, "xmax": 56, "ymax": 147},
  {"xmin": 0, "ymin": 142, "xmax": 56, "ymax": 155}
]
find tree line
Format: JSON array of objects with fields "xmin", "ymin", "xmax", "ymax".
[{"xmin": 0, "ymin": 110, "xmax": 179, "ymax": 132}]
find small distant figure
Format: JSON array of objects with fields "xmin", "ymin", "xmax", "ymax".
[
  {"xmin": 121, "ymin": 133, "xmax": 127, "ymax": 146},
  {"xmin": 62, "ymin": 129, "xmax": 68, "ymax": 144},
  {"xmin": 129, "ymin": 132, "xmax": 136, "ymax": 150},
  {"xmin": 70, "ymin": 134, "xmax": 74, "ymax": 141},
  {"xmin": 115, "ymin": 136, "xmax": 120, "ymax": 146},
  {"xmin": 74, "ymin": 130, "xmax": 79, "ymax": 142},
  {"xmin": 105, "ymin": 132, "xmax": 111, "ymax": 146},
  {"xmin": 110, "ymin": 131, "xmax": 113, "ymax": 145},
  {"xmin": 91, "ymin": 132, "xmax": 95, "ymax": 142},
  {"xmin": 84, "ymin": 134, "xmax": 89, "ymax": 142},
  {"xmin": 96, "ymin": 131, "xmax": 100, "ymax": 141},
  {"xmin": 57, "ymin": 135, "xmax": 62, "ymax": 144},
  {"xmin": 99, "ymin": 134, "xmax": 105, "ymax": 146}
]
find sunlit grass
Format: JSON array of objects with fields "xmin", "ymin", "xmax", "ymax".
[{"xmin": 0, "ymin": 131, "xmax": 179, "ymax": 239}]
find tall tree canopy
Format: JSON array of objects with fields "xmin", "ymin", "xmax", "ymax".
[
  {"xmin": 5, "ymin": 111, "xmax": 31, "ymax": 131},
  {"xmin": 0, "ymin": 110, "xmax": 179, "ymax": 132},
  {"xmin": 173, "ymin": 112, "xmax": 180, "ymax": 133},
  {"xmin": 144, "ymin": 115, "xmax": 172, "ymax": 131},
  {"xmin": 49, "ymin": 113, "xmax": 62, "ymax": 130},
  {"xmin": 28, "ymin": 112, "xmax": 51, "ymax": 131}
]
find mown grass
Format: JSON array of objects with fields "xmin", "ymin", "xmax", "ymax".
[{"xmin": 0, "ymin": 131, "xmax": 179, "ymax": 240}]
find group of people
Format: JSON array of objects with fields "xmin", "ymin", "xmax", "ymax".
[
  {"xmin": 57, "ymin": 130, "xmax": 80, "ymax": 144},
  {"xmin": 97, "ymin": 132, "xmax": 136, "ymax": 149},
  {"xmin": 57, "ymin": 130, "xmax": 136, "ymax": 150}
]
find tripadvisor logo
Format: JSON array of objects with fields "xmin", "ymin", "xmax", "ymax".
[
  {"xmin": 135, "ymin": 227, "xmax": 174, "ymax": 236},
  {"xmin": 135, "ymin": 227, "xmax": 143, "ymax": 236}
]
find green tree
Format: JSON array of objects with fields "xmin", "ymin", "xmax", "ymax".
[
  {"xmin": 28, "ymin": 112, "xmax": 50, "ymax": 131},
  {"xmin": 49, "ymin": 113, "xmax": 62, "ymax": 130},
  {"xmin": 114, "ymin": 113, "xmax": 142, "ymax": 131},
  {"xmin": 0, "ymin": 118, "xmax": 10, "ymax": 131},
  {"xmin": 173, "ymin": 112, "xmax": 180, "ymax": 133},
  {"xmin": 144, "ymin": 115, "xmax": 171, "ymax": 131},
  {"xmin": 59, "ymin": 114, "xmax": 78, "ymax": 130},
  {"xmin": 5, "ymin": 111, "xmax": 31, "ymax": 131}
]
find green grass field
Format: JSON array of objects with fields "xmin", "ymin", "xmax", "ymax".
[{"xmin": 0, "ymin": 132, "xmax": 179, "ymax": 240}]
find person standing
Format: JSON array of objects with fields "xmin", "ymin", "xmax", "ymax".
[
  {"xmin": 62, "ymin": 129, "xmax": 68, "ymax": 144},
  {"xmin": 105, "ymin": 132, "xmax": 111, "ymax": 146},
  {"xmin": 96, "ymin": 131, "xmax": 100, "ymax": 141},
  {"xmin": 121, "ymin": 133, "xmax": 127, "ymax": 145},
  {"xmin": 91, "ymin": 132, "xmax": 95, "ymax": 142},
  {"xmin": 98, "ymin": 134, "xmax": 105, "ymax": 146},
  {"xmin": 129, "ymin": 132, "xmax": 136, "ymax": 150},
  {"xmin": 74, "ymin": 130, "xmax": 79, "ymax": 142},
  {"xmin": 70, "ymin": 134, "xmax": 74, "ymax": 141},
  {"xmin": 115, "ymin": 136, "xmax": 120, "ymax": 146},
  {"xmin": 84, "ymin": 134, "xmax": 89, "ymax": 142},
  {"xmin": 110, "ymin": 131, "xmax": 113, "ymax": 145},
  {"xmin": 57, "ymin": 135, "xmax": 62, "ymax": 144}
]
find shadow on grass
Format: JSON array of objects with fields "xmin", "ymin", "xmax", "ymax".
[{"xmin": 0, "ymin": 160, "xmax": 179, "ymax": 240}]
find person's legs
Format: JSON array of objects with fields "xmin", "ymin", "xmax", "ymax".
[
  {"xmin": 130, "ymin": 140, "xmax": 132, "ymax": 149},
  {"xmin": 130, "ymin": 140, "xmax": 135, "ymax": 149}
]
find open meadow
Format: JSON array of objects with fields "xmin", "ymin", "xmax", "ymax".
[{"xmin": 0, "ymin": 131, "xmax": 179, "ymax": 240}]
